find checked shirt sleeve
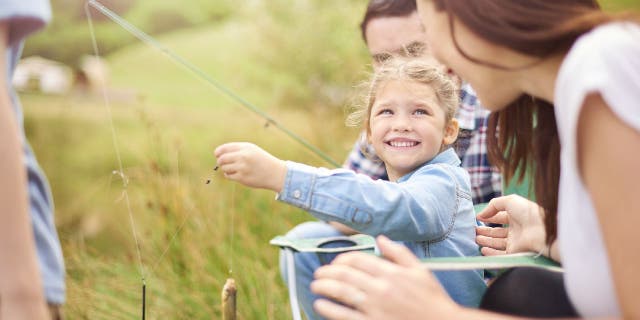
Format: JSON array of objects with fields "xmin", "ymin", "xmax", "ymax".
[
  {"xmin": 456, "ymin": 83, "xmax": 502, "ymax": 204},
  {"xmin": 342, "ymin": 132, "xmax": 388, "ymax": 181}
]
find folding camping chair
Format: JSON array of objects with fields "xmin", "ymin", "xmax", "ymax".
[{"xmin": 272, "ymin": 166, "xmax": 544, "ymax": 320}]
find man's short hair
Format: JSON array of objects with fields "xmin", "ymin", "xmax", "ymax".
[{"xmin": 360, "ymin": 0, "xmax": 418, "ymax": 43}]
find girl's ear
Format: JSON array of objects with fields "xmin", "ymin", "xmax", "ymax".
[{"xmin": 442, "ymin": 118, "xmax": 459, "ymax": 146}]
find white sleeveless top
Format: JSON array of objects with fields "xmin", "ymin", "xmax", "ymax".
[{"xmin": 555, "ymin": 22, "xmax": 640, "ymax": 317}]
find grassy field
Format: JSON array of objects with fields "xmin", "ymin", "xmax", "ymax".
[
  {"xmin": 21, "ymin": 0, "xmax": 640, "ymax": 319},
  {"xmin": 23, "ymin": 3, "xmax": 366, "ymax": 318},
  {"xmin": 24, "ymin": 75, "xmax": 357, "ymax": 319}
]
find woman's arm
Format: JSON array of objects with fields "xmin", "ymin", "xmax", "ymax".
[
  {"xmin": 312, "ymin": 235, "xmax": 623, "ymax": 320},
  {"xmin": 577, "ymin": 93, "xmax": 640, "ymax": 319},
  {"xmin": 0, "ymin": 21, "xmax": 49, "ymax": 319}
]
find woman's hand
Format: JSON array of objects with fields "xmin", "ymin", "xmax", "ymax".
[
  {"xmin": 475, "ymin": 195, "xmax": 547, "ymax": 256},
  {"xmin": 214, "ymin": 142, "xmax": 287, "ymax": 192},
  {"xmin": 310, "ymin": 235, "xmax": 461, "ymax": 320}
]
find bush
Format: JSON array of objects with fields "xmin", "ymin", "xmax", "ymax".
[{"xmin": 242, "ymin": 0, "xmax": 370, "ymax": 112}]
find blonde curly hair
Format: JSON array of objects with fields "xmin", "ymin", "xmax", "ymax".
[{"xmin": 347, "ymin": 58, "xmax": 460, "ymax": 142}]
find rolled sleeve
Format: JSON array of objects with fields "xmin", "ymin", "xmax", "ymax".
[
  {"xmin": 277, "ymin": 161, "xmax": 317, "ymax": 209},
  {"xmin": 0, "ymin": 0, "xmax": 51, "ymax": 47}
]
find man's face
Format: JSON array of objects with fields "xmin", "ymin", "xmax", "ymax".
[{"xmin": 364, "ymin": 12, "xmax": 428, "ymax": 69}]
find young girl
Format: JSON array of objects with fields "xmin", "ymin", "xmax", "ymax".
[
  {"xmin": 214, "ymin": 58, "xmax": 486, "ymax": 313},
  {"xmin": 310, "ymin": 1, "xmax": 640, "ymax": 319}
]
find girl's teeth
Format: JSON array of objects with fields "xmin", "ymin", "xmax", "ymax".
[{"xmin": 389, "ymin": 141, "xmax": 417, "ymax": 147}]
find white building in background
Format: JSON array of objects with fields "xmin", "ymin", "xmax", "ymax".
[
  {"xmin": 13, "ymin": 56, "xmax": 73, "ymax": 94},
  {"xmin": 79, "ymin": 55, "xmax": 109, "ymax": 92}
]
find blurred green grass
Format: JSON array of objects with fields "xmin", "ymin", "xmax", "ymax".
[
  {"xmin": 24, "ymin": 2, "xmax": 366, "ymax": 318},
  {"xmin": 21, "ymin": 0, "xmax": 639, "ymax": 319},
  {"xmin": 24, "ymin": 92, "xmax": 357, "ymax": 319}
]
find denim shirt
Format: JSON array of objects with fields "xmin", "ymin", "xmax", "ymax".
[{"xmin": 278, "ymin": 148, "xmax": 486, "ymax": 307}]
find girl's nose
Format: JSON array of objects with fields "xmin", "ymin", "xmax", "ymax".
[{"xmin": 392, "ymin": 116, "xmax": 412, "ymax": 132}]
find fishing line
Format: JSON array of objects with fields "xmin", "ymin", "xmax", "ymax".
[
  {"xmin": 85, "ymin": 2, "xmax": 339, "ymax": 317},
  {"xmin": 85, "ymin": 3, "xmax": 241, "ymax": 317},
  {"xmin": 85, "ymin": 3, "xmax": 147, "ymax": 319},
  {"xmin": 86, "ymin": 0, "xmax": 340, "ymax": 168}
]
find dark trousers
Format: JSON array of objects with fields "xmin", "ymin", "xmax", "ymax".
[{"xmin": 480, "ymin": 267, "xmax": 579, "ymax": 318}]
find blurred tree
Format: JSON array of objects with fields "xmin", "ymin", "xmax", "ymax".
[
  {"xmin": 245, "ymin": 0, "xmax": 369, "ymax": 112},
  {"xmin": 23, "ymin": 0, "xmax": 235, "ymax": 69}
]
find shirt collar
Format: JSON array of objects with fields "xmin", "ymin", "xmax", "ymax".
[{"xmin": 397, "ymin": 148, "xmax": 461, "ymax": 182}]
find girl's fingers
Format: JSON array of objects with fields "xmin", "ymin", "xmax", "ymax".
[
  {"xmin": 218, "ymin": 163, "xmax": 239, "ymax": 177},
  {"xmin": 215, "ymin": 149, "xmax": 237, "ymax": 167},
  {"xmin": 214, "ymin": 142, "xmax": 255, "ymax": 159},
  {"xmin": 214, "ymin": 142, "xmax": 241, "ymax": 157}
]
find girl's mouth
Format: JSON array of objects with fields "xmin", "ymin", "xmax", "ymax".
[{"xmin": 387, "ymin": 140, "xmax": 420, "ymax": 148}]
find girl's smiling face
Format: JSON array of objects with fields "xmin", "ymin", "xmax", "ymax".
[{"xmin": 368, "ymin": 79, "xmax": 458, "ymax": 181}]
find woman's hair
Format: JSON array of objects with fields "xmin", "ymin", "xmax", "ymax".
[
  {"xmin": 347, "ymin": 58, "xmax": 459, "ymax": 147},
  {"xmin": 428, "ymin": 0, "xmax": 627, "ymax": 243}
]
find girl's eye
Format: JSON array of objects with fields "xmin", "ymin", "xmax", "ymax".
[
  {"xmin": 378, "ymin": 109, "xmax": 393, "ymax": 115},
  {"xmin": 414, "ymin": 109, "xmax": 429, "ymax": 115}
]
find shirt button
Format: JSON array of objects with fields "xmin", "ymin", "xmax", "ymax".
[{"xmin": 293, "ymin": 190, "xmax": 301, "ymax": 199}]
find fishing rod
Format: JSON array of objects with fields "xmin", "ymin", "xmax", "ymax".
[{"xmin": 87, "ymin": 0, "xmax": 340, "ymax": 168}]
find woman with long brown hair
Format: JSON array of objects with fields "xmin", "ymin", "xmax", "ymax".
[{"xmin": 309, "ymin": 0, "xmax": 640, "ymax": 318}]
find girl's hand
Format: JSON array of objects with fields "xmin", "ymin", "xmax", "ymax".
[
  {"xmin": 311, "ymin": 235, "xmax": 461, "ymax": 320},
  {"xmin": 214, "ymin": 142, "xmax": 287, "ymax": 192},
  {"xmin": 475, "ymin": 195, "xmax": 547, "ymax": 256}
]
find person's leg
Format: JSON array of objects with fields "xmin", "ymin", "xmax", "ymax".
[
  {"xmin": 48, "ymin": 304, "xmax": 63, "ymax": 320},
  {"xmin": 480, "ymin": 267, "xmax": 578, "ymax": 318},
  {"xmin": 279, "ymin": 222, "xmax": 344, "ymax": 320}
]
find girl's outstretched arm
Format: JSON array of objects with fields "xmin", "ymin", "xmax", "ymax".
[{"xmin": 214, "ymin": 142, "xmax": 287, "ymax": 192}]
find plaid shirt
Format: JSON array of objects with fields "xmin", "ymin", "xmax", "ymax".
[{"xmin": 343, "ymin": 83, "xmax": 502, "ymax": 205}]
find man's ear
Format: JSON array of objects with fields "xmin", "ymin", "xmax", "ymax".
[{"xmin": 442, "ymin": 118, "xmax": 459, "ymax": 146}]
